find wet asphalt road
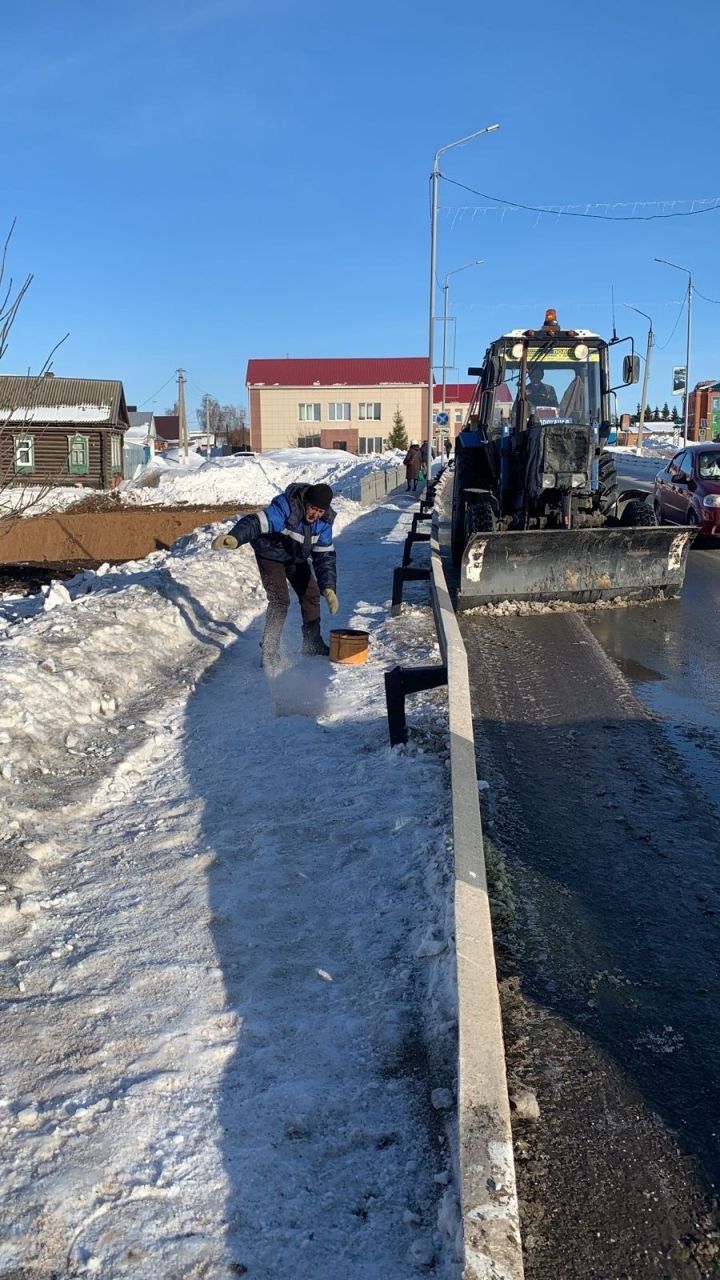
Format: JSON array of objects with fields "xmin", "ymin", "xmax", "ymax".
[{"xmin": 442, "ymin": 465, "xmax": 720, "ymax": 1278}]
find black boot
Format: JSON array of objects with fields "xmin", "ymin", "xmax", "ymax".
[{"xmin": 302, "ymin": 619, "xmax": 330, "ymax": 656}]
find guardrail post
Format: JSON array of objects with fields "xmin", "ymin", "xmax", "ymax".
[{"xmin": 384, "ymin": 663, "xmax": 448, "ymax": 745}]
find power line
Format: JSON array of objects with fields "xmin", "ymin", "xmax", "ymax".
[
  {"xmin": 695, "ymin": 286, "xmax": 720, "ymax": 305},
  {"xmin": 655, "ymin": 296, "xmax": 687, "ymax": 350},
  {"xmin": 439, "ymin": 177, "xmax": 720, "ymax": 221},
  {"xmin": 138, "ymin": 371, "xmax": 179, "ymax": 408}
]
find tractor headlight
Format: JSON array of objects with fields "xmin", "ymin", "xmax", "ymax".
[
  {"xmin": 511, "ymin": 342, "xmax": 524, "ymax": 360},
  {"xmin": 702, "ymin": 494, "xmax": 720, "ymax": 507},
  {"xmin": 574, "ymin": 343, "xmax": 589, "ymax": 360}
]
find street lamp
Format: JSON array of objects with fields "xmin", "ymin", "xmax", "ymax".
[
  {"xmin": 624, "ymin": 303, "xmax": 653, "ymax": 457},
  {"xmin": 441, "ymin": 260, "xmax": 484, "ymax": 432},
  {"xmin": 427, "ymin": 124, "xmax": 499, "ymax": 492},
  {"xmin": 655, "ymin": 257, "xmax": 692, "ymax": 447}
]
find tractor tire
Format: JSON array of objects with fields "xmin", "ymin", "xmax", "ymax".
[
  {"xmin": 620, "ymin": 499, "xmax": 656, "ymax": 527},
  {"xmin": 598, "ymin": 450, "xmax": 618, "ymax": 514},
  {"xmin": 465, "ymin": 499, "xmax": 497, "ymax": 539}
]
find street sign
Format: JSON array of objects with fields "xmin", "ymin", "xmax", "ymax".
[
  {"xmin": 436, "ymin": 411, "xmax": 449, "ymax": 426},
  {"xmin": 672, "ymin": 367, "xmax": 687, "ymax": 395}
]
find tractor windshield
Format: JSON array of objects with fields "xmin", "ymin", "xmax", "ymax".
[{"xmin": 492, "ymin": 341, "xmax": 602, "ymax": 431}]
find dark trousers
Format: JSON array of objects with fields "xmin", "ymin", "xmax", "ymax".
[{"xmin": 256, "ymin": 556, "xmax": 321, "ymax": 626}]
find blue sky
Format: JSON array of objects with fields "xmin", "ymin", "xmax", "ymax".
[{"xmin": 3, "ymin": 0, "xmax": 720, "ymax": 421}]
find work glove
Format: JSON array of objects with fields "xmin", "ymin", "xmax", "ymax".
[
  {"xmin": 323, "ymin": 588, "xmax": 339, "ymax": 615},
  {"xmin": 211, "ymin": 533, "xmax": 239, "ymax": 551}
]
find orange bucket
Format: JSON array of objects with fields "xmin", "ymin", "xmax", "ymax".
[{"xmin": 329, "ymin": 628, "xmax": 369, "ymax": 665}]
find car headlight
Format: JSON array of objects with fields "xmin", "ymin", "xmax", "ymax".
[{"xmin": 702, "ymin": 494, "xmax": 720, "ymax": 507}]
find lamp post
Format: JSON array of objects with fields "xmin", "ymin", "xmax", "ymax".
[
  {"xmin": 624, "ymin": 304, "xmax": 653, "ymax": 457},
  {"xmin": 441, "ymin": 261, "xmax": 484, "ymax": 438},
  {"xmin": 427, "ymin": 124, "xmax": 499, "ymax": 494},
  {"xmin": 655, "ymin": 257, "xmax": 692, "ymax": 447}
]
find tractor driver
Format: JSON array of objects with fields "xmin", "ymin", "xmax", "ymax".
[{"xmin": 526, "ymin": 363, "xmax": 559, "ymax": 411}]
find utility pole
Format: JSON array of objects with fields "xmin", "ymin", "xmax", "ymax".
[
  {"xmin": 177, "ymin": 368, "xmax": 188, "ymax": 461},
  {"xmin": 625, "ymin": 304, "xmax": 653, "ymax": 456},
  {"xmin": 205, "ymin": 397, "xmax": 211, "ymax": 455},
  {"xmin": 654, "ymin": 258, "xmax": 692, "ymax": 447},
  {"xmin": 441, "ymin": 261, "xmax": 483, "ymax": 449},
  {"xmin": 427, "ymin": 125, "xmax": 498, "ymax": 496}
]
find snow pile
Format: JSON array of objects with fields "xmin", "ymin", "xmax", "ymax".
[
  {"xmin": 0, "ymin": 482, "xmax": 462, "ymax": 1278},
  {"xmin": 125, "ymin": 447, "xmax": 405, "ymax": 508}
]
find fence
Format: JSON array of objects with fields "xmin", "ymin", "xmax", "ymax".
[{"xmin": 335, "ymin": 464, "xmax": 406, "ymax": 506}]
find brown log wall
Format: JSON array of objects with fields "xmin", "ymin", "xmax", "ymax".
[{"xmin": 0, "ymin": 428, "xmax": 125, "ymax": 490}]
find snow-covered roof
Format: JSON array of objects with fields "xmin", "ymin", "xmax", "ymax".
[{"xmin": 0, "ymin": 375, "xmax": 127, "ymax": 425}]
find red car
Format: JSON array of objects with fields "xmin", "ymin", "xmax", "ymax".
[{"xmin": 654, "ymin": 443, "xmax": 720, "ymax": 538}]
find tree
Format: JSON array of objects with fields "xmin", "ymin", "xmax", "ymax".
[
  {"xmin": 662, "ymin": 402, "xmax": 671, "ymax": 421},
  {"xmin": 385, "ymin": 407, "xmax": 408, "ymax": 451},
  {"xmin": 0, "ymin": 220, "xmax": 70, "ymax": 521},
  {"xmin": 643, "ymin": 404, "xmax": 653, "ymax": 421},
  {"xmin": 196, "ymin": 394, "xmax": 222, "ymax": 434},
  {"xmin": 671, "ymin": 404, "xmax": 680, "ymax": 425}
]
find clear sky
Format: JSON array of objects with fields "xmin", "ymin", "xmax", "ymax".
[{"xmin": 3, "ymin": 0, "xmax": 720, "ymax": 421}]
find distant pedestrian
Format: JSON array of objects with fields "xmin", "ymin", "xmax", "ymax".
[
  {"xmin": 444, "ymin": 437, "xmax": 452, "ymax": 459},
  {"xmin": 403, "ymin": 441, "xmax": 422, "ymax": 492},
  {"xmin": 212, "ymin": 482, "xmax": 339, "ymax": 670}
]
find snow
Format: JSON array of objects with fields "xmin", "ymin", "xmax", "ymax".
[
  {"xmin": 0, "ymin": 457, "xmax": 462, "ymax": 1278},
  {"xmin": 0, "ymin": 404, "xmax": 112, "ymax": 423},
  {"xmin": 2, "ymin": 447, "xmax": 407, "ymax": 517}
]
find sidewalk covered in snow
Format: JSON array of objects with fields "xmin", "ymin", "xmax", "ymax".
[{"xmin": 0, "ymin": 459, "xmax": 463, "ymax": 1278}]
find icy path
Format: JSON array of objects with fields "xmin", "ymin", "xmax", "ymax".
[{"xmin": 0, "ymin": 494, "xmax": 461, "ymax": 1278}]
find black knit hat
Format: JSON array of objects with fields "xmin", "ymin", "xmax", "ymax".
[{"xmin": 305, "ymin": 483, "xmax": 333, "ymax": 511}]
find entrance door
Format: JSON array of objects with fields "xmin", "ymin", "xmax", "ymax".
[{"xmin": 332, "ymin": 441, "xmax": 348, "ymax": 451}]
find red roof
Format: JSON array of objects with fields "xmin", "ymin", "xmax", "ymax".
[
  {"xmin": 155, "ymin": 414, "xmax": 180, "ymax": 441},
  {"xmin": 246, "ymin": 358, "xmax": 428, "ymax": 388},
  {"xmin": 433, "ymin": 382, "xmax": 511, "ymax": 404},
  {"xmin": 434, "ymin": 382, "xmax": 477, "ymax": 404}
]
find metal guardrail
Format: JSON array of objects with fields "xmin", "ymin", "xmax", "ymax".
[
  {"xmin": 385, "ymin": 476, "xmax": 525, "ymax": 1280},
  {"xmin": 334, "ymin": 464, "xmax": 406, "ymax": 505}
]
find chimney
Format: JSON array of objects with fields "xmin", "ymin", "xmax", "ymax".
[{"xmin": 44, "ymin": 371, "xmax": 56, "ymax": 377}]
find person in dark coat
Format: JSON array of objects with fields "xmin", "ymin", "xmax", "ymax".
[
  {"xmin": 403, "ymin": 441, "xmax": 422, "ymax": 491},
  {"xmin": 212, "ymin": 481, "xmax": 338, "ymax": 670}
]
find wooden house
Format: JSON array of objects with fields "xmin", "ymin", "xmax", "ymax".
[{"xmin": 0, "ymin": 373, "xmax": 130, "ymax": 490}]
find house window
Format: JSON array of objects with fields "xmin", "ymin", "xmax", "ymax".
[
  {"xmin": 298, "ymin": 433, "xmax": 321, "ymax": 448},
  {"xmin": 68, "ymin": 434, "xmax": 90, "ymax": 474},
  {"xmin": 110, "ymin": 434, "xmax": 122, "ymax": 472},
  {"xmin": 329, "ymin": 402, "xmax": 351, "ymax": 421},
  {"xmin": 359, "ymin": 402, "xmax": 381, "ymax": 421},
  {"xmin": 13, "ymin": 436, "xmax": 34, "ymax": 472},
  {"xmin": 298, "ymin": 403, "xmax": 321, "ymax": 422},
  {"xmin": 359, "ymin": 436, "xmax": 383, "ymax": 454}
]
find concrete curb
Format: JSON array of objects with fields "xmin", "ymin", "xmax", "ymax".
[{"xmin": 428, "ymin": 487, "xmax": 524, "ymax": 1280}]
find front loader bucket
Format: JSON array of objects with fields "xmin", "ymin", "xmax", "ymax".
[{"xmin": 459, "ymin": 527, "xmax": 695, "ymax": 608}]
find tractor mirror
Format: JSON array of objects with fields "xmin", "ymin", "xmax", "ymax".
[{"xmin": 623, "ymin": 354, "xmax": 640, "ymax": 385}]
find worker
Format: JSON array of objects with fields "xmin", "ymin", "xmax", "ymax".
[
  {"xmin": 526, "ymin": 364, "xmax": 558, "ymax": 410},
  {"xmin": 212, "ymin": 482, "xmax": 339, "ymax": 670}
]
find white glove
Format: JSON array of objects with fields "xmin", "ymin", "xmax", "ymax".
[
  {"xmin": 323, "ymin": 588, "xmax": 339, "ymax": 615},
  {"xmin": 212, "ymin": 533, "xmax": 239, "ymax": 551}
]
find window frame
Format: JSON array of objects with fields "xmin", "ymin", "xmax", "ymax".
[
  {"xmin": 298, "ymin": 403, "xmax": 321, "ymax": 423},
  {"xmin": 110, "ymin": 433, "xmax": 122, "ymax": 473},
  {"xmin": 13, "ymin": 434, "xmax": 35, "ymax": 472},
  {"xmin": 328, "ymin": 402, "xmax": 351, "ymax": 422},
  {"xmin": 359, "ymin": 402, "xmax": 381, "ymax": 421},
  {"xmin": 68, "ymin": 433, "xmax": 90, "ymax": 475}
]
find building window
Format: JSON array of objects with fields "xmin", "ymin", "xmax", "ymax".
[
  {"xmin": 111, "ymin": 434, "xmax": 122, "ymax": 472},
  {"xmin": 13, "ymin": 436, "xmax": 34, "ymax": 472},
  {"xmin": 329, "ymin": 402, "xmax": 351, "ymax": 421},
  {"xmin": 713, "ymin": 397, "xmax": 720, "ymax": 412},
  {"xmin": 359, "ymin": 402, "xmax": 381, "ymax": 421},
  {"xmin": 455, "ymin": 410, "xmax": 463, "ymax": 423},
  {"xmin": 359, "ymin": 436, "xmax": 384, "ymax": 454},
  {"xmin": 298, "ymin": 433, "xmax": 321, "ymax": 448},
  {"xmin": 68, "ymin": 434, "xmax": 90, "ymax": 474},
  {"xmin": 298, "ymin": 403, "xmax": 321, "ymax": 422}
]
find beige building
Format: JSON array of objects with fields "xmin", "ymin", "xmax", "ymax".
[{"xmin": 246, "ymin": 357, "xmax": 429, "ymax": 453}]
